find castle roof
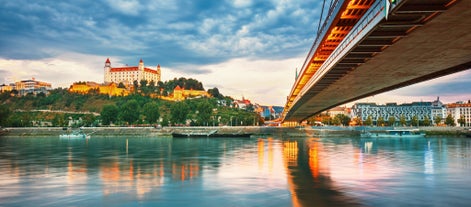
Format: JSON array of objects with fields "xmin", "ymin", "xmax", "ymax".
[
  {"xmin": 110, "ymin": 67, "xmax": 159, "ymax": 74},
  {"xmin": 110, "ymin": 66, "xmax": 139, "ymax": 72}
]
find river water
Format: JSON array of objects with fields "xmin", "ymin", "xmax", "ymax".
[{"xmin": 1, "ymin": 134, "xmax": 470, "ymax": 207}]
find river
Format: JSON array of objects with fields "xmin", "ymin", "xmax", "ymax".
[{"xmin": 1, "ymin": 134, "xmax": 470, "ymax": 206}]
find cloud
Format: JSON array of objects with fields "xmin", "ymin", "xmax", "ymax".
[
  {"xmin": 166, "ymin": 57, "xmax": 303, "ymax": 106},
  {"xmin": 0, "ymin": 52, "xmax": 111, "ymax": 88},
  {"xmin": 0, "ymin": 0, "xmax": 318, "ymax": 68},
  {"xmin": 104, "ymin": 0, "xmax": 141, "ymax": 16}
]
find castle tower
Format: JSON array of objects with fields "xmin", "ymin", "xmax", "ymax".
[
  {"xmin": 104, "ymin": 58, "xmax": 111, "ymax": 83},
  {"xmin": 138, "ymin": 58, "xmax": 144, "ymax": 81},
  {"xmin": 157, "ymin": 64, "xmax": 161, "ymax": 82}
]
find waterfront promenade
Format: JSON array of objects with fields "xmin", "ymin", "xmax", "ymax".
[{"xmin": 1, "ymin": 126, "xmax": 468, "ymax": 137}]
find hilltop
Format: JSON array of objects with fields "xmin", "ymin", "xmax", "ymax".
[{"xmin": 0, "ymin": 78, "xmax": 263, "ymax": 128}]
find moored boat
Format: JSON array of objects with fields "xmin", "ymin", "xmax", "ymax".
[
  {"xmin": 362, "ymin": 129, "xmax": 425, "ymax": 138},
  {"xmin": 171, "ymin": 130, "xmax": 218, "ymax": 137},
  {"xmin": 60, "ymin": 130, "xmax": 91, "ymax": 139}
]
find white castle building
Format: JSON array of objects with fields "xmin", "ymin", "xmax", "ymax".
[{"xmin": 104, "ymin": 58, "xmax": 161, "ymax": 85}]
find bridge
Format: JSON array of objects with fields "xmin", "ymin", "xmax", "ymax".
[{"xmin": 282, "ymin": 0, "xmax": 471, "ymax": 123}]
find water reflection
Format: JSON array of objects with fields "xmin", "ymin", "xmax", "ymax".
[{"xmin": 0, "ymin": 135, "xmax": 471, "ymax": 206}]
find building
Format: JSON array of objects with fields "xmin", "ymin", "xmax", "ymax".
[
  {"xmin": 170, "ymin": 85, "xmax": 210, "ymax": 101},
  {"xmin": 446, "ymin": 101, "xmax": 471, "ymax": 127},
  {"xmin": 233, "ymin": 98, "xmax": 252, "ymax": 109},
  {"xmin": 351, "ymin": 101, "xmax": 436, "ymax": 125},
  {"xmin": 431, "ymin": 97, "xmax": 446, "ymax": 125},
  {"xmin": 104, "ymin": 58, "xmax": 161, "ymax": 85},
  {"xmin": 69, "ymin": 81, "xmax": 129, "ymax": 96},
  {"xmin": 325, "ymin": 106, "xmax": 350, "ymax": 118},
  {"xmin": 1, "ymin": 78, "xmax": 52, "ymax": 96}
]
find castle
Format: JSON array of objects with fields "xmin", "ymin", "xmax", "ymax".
[{"xmin": 104, "ymin": 58, "xmax": 161, "ymax": 84}]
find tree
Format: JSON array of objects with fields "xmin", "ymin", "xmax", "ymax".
[
  {"xmin": 388, "ymin": 116, "xmax": 396, "ymax": 126},
  {"xmin": 118, "ymin": 82, "xmax": 126, "ymax": 88},
  {"xmin": 333, "ymin": 114, "xmax": 350, "ymax": 126},
  {"xmin": 411, "ymin": 115, "xmax": 419, "ymax": 127},
  {"xmin": 423, "ymin": 116, "xmax": 431, "ymax": 126},
  {"xmin": 458, "ymin": 115, "xmax": 466, "ymax": 127},
  {"xmin": 101, "ymin": 105, "xmax": 119, "ymax": 125},
  {"xmin": 208, "ymin": 87, "xmax": 223, "ymax": 99},
  {"xmin": 196, "ymin": 100, "xmax": 213, "ymax": 125},
  {"xmin": 119, "ymin": 100, "xmax": 140, "ymax": 125},
  {"xmin": 434, "ymin": 115, "xmax": 442, "ymax": 126},
  {"xmin": 133, "ymin": 80, "xmax": 139, "ymax": 93},
  {"xmin": 143, "ymin": 102, "xmax": 160, "ymax": 124},
  {"xmin": 399, "ymin": 115, "xmax": 407, "ymax": 126},
  {"xmin": 364, "ymin": 116, "xmax": 373, "ymax": 126},
  {"xmin": 52, "ymin": 113, "xmax": 67, "ymax": 126},
  {"xmin": 0, "ymin": 105, "xmax": 11, "ymax": 126},
  {"xmin": 170, "ymin": 101, "xmax": 189, "ymax": 125},
  {"xmin": 445, "ymin": 114, "xmax": 455, "ymax": 126},
  {"xmin": 377, "ymin": 116, "xmax": 385, "ymax": 126},
  {"xmin": 140, "ymin": 79, "xmax": 148, "ymax": 88},
  {"xmin": 161, "ymin": 115, "xmax": 169, "ymax": 127}
]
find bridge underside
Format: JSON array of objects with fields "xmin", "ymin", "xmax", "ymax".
[{"xmin": 285, "ymin": 0, "xmax": 471, "ymax": 122}]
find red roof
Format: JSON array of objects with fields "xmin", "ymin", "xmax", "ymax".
[
  {"xmin": 144, "ymin": 68, "xmax": 158, "ymax": 74},
  {"xmin": 174, "ymin": 85, "xmax": 182, "ymax": 90},
  {"xmin": 110, "ymin": 67, "xmax": 138, "ymax": 72},
  {"xmin": 106, "ymin": 58, "xmax": 111, "ymax": 63}
]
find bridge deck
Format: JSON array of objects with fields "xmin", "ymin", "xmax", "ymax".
[{"xmin": 284, "ymin": 0, "xmax": 470, "ymax": 122}]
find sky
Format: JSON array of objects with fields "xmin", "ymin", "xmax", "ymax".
[{"xmin": 0, "ymin": 0, "xmax": 469, "ymax": 106}]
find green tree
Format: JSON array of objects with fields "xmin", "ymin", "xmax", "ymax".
[
  {"xmin": 161, "ymin": 115, "xmax": 169, "ymax": 127},
  {"xmin": 208, "ymin": 87, "xmax": 223, "ymax": 99},
  {"xmin": 458, "ymin": 115, "xmax": 466, "ymax": 127},
  {"xmin": 170, "ymin": 101, "xmax": 190, "ymax": 125},
  {"xmin": 423, "ymin": 116, "xmax": 431, "ymax": 126},
  {"xmin": 52, "ymin": 113, "xmax": 66, "ymax": 127},
  {"xmin": 388, "ymin": 116, "xmax": 396, "ymax": 126},
  {"xmin": 118, "ymin": 82, "xmax": 126, "ymax": 88},
  {"xmin": 0, "ymin": 105, "xmax": 11, "ymax": 126},
  {"xmin": 333, "ymin": 114, "xmax": 350, "ymax": 126},
  {"xmin": 143, "ymin": 102, "xmax": 160, "ymax": 124},
  {"xmin": 332, "ymin": 115, "xmax": 341, "ymax": 125},
  {"xmin": 445, "ymin": 114, "xmax": 455, "ymax": 126},
  {"xmin": 399, "ymin": 115, "xmax": 407, "ymax": 126},
  {"xmin": 120, "ymin": 100, "xmax": 140, "ymax": 125},
  {"xmin": 411, "ymin": 115, "xmax": 419, "ymax": 127},
  {"xmin": 140, "ymin": 79, "xmax": 148, "ymax": 88},
  {"xmin": 377, "ymin": 116, "xmax": 385, "ymax": 126},
  {"xmin": 101, "ymin": 105, "xmax": 119, "ymax": 125},
  {"xmin": 434, "ymin": 115, "xmax": 442, "ymax": 126},
  {"xmin": 133, "ymin": 80, "xmax": 139, "ymax": 93},
  {"xmin": 196, "ymin": 100, "xmax": 213, "ymax": 125},
  {"xmin": 364, "ymin": 115, "xmax": 373, "ymax": 126}
]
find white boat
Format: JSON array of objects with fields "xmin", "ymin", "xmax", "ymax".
[
  {"xmin": 60, "ymin": 130, "xmax": 91, "ymax": 139},
  {"xmin": 365, "ymin": 129, "xmax": 425, "ymax": 138}
]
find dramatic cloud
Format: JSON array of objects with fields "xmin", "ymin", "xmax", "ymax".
[{"xmin": 0, "ymin": 0, "xmax": 469, "ymax": 105}]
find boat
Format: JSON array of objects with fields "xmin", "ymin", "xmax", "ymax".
[
  {"xmin": 171, "ymin": 129, "xmax": 252, "ymax": 138},
  {"xmin": 466, "ymin": 129, "xmax": 471, "ymax": 138},
  {"xmin": 363, "ymin": 129, "xmax": 425, "ymax": 138},
  {"xmin": 171, "ymin": 129, "xmax": 218, "ymax": 137},
  {"xmin": 60, "ymin": 130, "xmax": 91, "ymax": 139},
  {"xmin": 360, "ymin": 130, "xmax": 373, "ymax": 138}
]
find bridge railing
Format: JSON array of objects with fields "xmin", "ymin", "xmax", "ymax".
[
  {"xmin": 293, "ymin": 0, "xmax": 388, "ymax": 107},
  {"xmin": 288, "ymin": 0, "xmax": 345, "ymax": 98}
]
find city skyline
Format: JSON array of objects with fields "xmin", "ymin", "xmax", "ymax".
[{"xmin": 0, "ymin": 0, "xmax": 469, "ymax": 106}]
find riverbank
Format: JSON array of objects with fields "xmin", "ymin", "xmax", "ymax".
[{"xmin": 0, "ymin": 126, "xmax": 468, "ymax": 138}]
